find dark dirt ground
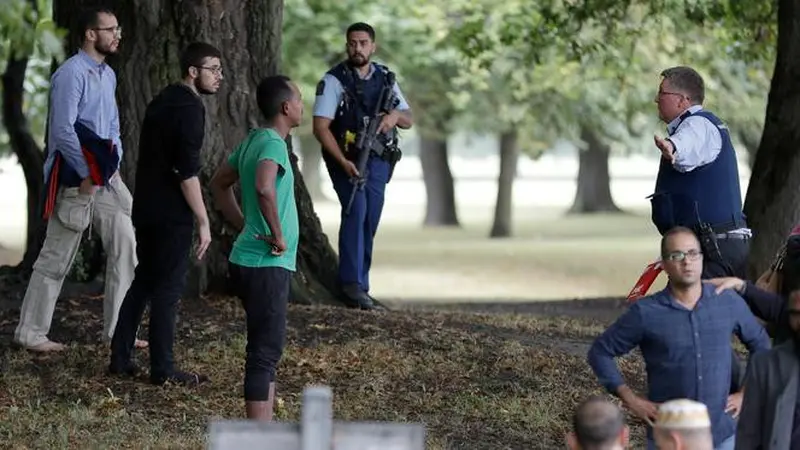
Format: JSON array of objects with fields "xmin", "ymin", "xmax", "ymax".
[{"xmin": 0, "ymin": 276, "xmax": 643, "ymax": 449}]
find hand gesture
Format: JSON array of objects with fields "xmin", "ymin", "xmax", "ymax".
[
  {"xmin": 625, "ymin": 395, "xmax": 660, "ymax": 426},
  {"xmin": 726, "ymin": 391, "xmax": 744, "ymax": 419},
  {"xmin": 255, "ymin": 234, "xmax": 287, "ymax": 256},
  {"xmin": 196, "ymin": 221, "xmax": 212, "ymax": 260},
  {"xmin": 654, "ymin": 134, "xmax": 675, "ymax": 163}
]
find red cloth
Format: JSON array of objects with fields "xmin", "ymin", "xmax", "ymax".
[{"xmin": 627, "ymin": 260, "xmax": 664, "ymax": 302}]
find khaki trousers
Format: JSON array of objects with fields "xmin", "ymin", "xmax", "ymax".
[{"xmin": 14, "ymin": 174, "xmax": 137, "ymax": 347}]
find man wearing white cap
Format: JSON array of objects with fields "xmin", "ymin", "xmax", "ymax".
[{"xmin": 654, "ymin": 399, "xmax": 714, "ymax": 450}]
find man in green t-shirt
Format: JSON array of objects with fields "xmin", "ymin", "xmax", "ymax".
[{"xmin": 210, "ymin": 75, "xmax": 303, "ymax": 422}]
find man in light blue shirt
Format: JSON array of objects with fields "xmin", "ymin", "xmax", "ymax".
[
  {"xmin": 14, "ymin": 6, "xmax": 143, "ymax": 352},
  {"xmin": 312, "ymin": 22, "xmax": 413, "ymax": 310},
  {"xmin": 312, "ymin": 68, "xmax": 410, "ymax": 122}
]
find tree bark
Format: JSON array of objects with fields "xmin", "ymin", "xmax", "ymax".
[
  {"xmin": 1, "ymin": 56, "xmax": 46, "ymax": 277},
  {"xmin": 568, "ymin": 125, "xmax": 622, "ymax": 214},
  {"xmin": 420, "ymin": 134, "xmax": 459, "ymax": 227},
  {"xmin": 53, "ymin": 0, "xmax": 346, "ymax": 305},
  {"xmin": 490, "ymin": 130, "xmax": 518, "ymax": 238},
  {"xmin": 742, "ymin": 0, "xmax": 800, "ymax": 280},
  {"xmin": 0, "ymin": 0, "xmax": 48, "ymax": 280},
  {"xmin": 298, "ymin": 133, "xmax": 327, "ymax": 202}
]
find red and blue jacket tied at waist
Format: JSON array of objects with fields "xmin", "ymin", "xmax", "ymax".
[{"xmin": 43, "ymin": 121, "xmax": 120, "ymax": 219}]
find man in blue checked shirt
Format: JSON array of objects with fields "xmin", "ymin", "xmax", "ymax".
[{"xmin": 588, "ymin": 226, "xmax": 771, "ymax": 450}]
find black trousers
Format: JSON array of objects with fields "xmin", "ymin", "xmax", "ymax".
[
  {"xmin": 110, "ymin": 223, "xmax": 192, "ymax": 382},
  {"xmin": 699, "ymin": 235, "xmax": 751, "ymax": 394},
  {"xmin": 229, "ymin": 263, "xmax": 291, "ymax": 401}
]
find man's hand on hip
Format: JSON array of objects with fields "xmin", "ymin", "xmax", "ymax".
[{"xmin": 79, "ymin": 177, "xmax": 98, "ymax": 196}]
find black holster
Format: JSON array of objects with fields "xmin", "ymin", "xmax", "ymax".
[
  {"xmin": 696, "ymin": 222, "xmax": 725, "ymax": 263},
  {"xmin": 384, "ymin": 148, "xmax": 402, "ymax": 183}
]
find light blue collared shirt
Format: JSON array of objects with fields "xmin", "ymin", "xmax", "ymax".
[
  {"xmin": 666, "ymin": 105, "xmax": 722, "ymax": 173},
  {"xmin": 44, "ymin": 49, "xmax": 122, "ymax": 181},
  {"xmin": 312, "ymin": 62, "xmax": 410, "ymax": 119}
]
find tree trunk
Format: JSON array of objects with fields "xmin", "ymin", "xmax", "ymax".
[
  {"xmin": 0, "ymin": 0, "xmax": 47, "ymax": 281},
  {"xmin": 1, "ymin": 55, "xmax": 46, "ymax": 277},
  {"xmin": 298, "ymin": 133, "xmax": 327, "ymax": 201},
  {"xmin": 742, "ymin": 0, "xmax": 800, "ymax": 280},
  {"xmin": 568, "ymin": 125, "xmax": 622, "ymax": 214},
  {"xmin": 53, "ymin": 0, "xmax": 346, "ymax": 305},
  {"xmin": 420, "ymin": 134, "xmax": 459, "ymax": 227},
  {"xmin": 490, "ymin": 130, "xmax": 518, "ymax": 238}
]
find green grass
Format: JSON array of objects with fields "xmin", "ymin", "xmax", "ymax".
[{"xmin": 336, "ymin": 208, "xmax": 664, "ymax": 301}]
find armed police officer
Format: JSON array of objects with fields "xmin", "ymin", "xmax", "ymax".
[
  {"xmin": 650, "ymin": 66, "xmax": 752, "ymax": 396},
  {"xmin": 651, "ymin": 66, "xmax": 750, "ymax": 279},
  {"xmin": 312, "ymin": 22, "xmax": 413, "ymax": 310}
]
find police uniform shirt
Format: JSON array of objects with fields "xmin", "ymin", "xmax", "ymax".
[
  {"xmin": 312, "ymin": 62, "xmax": 411, "ymax": 120},
  {"xmin": 666, "ymin": 104, "xmax": 724, "ymax": 173}
]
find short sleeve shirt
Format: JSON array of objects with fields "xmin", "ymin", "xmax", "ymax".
[{"xmin": 227, "ymin": 128, "xmax": 299, "ymax": 271}]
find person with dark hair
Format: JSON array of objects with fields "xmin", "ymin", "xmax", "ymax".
[
  {"xmin": 312, "ymin": 21, "xmax": 413, "ymax": 310},
  {"xmin": 650, "ymin": 65, "xmax": 750, "ymax": 279},
  {"xmin": 735, "ymin": 290, "xmax": 800, "ymax": 450},
  {"xmin": 13, "ymin": 6, "xmax": 141, "ymax": 352},
  {"xmin": 210, "ymin": 74, "xmax": 303, "ymax": 421},
  {"xmin": 108, "ymin": 41, "xmax": 223, "ymax": 386},
  {"xmin": 566, "ymin": 396, "xmax": 629, "ymax": 450},
  {"xmin": 588, "ymin": 226, "xmax": 770, "ymax": 450},
  {"xmin": 650, "ymin": 65, "xmax": 752, "ymax": 395}
]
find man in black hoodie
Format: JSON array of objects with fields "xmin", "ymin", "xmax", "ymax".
[{"xmin": 109, "ymin": 42, "xmax": 223, "ymax": 386}]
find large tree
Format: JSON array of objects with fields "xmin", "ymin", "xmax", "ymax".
[
  {"xmin": 741, "ymin": 0, "xmax": 798, "ymax": 278},
  {"xmin": 0, "ymin": 0, "xmax": 64, "ymax": 281},
  {"xmin": 450, "ymin": 0, "xmax": 779, "ymax": 267},
  {"xmin": 49, "ymin": 0, "xmax": 348, "ymax": 305}
]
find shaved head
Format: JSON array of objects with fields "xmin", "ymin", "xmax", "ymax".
[{"xmin": 571, "ymin": 396, "xmax": 627, "ymax": 449}]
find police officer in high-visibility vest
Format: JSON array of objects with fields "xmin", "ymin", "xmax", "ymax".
[
  {"xmin": 651, "ymin": 65, "xmax": 752, "ymax": 397},
  {"xmin": 312, "ymin": 22, "xmax": 413, "ymax": 309}
]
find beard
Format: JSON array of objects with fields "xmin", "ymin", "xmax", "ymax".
[
  {"xmin": 669, "ymin": 275, "xmax": 696, "ymax": 290},
  {"xmin": 94, "ymin": 41, "xmax": 117, "ymax": 57},
  {"xmin": 194, "ymin": 78, "xmax": 218, "ymax": 95},
  {"xmin": 348, "ymin": 54, "xmax": 369, "ymax": 68}
]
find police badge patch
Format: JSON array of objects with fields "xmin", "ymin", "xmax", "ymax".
[{"xmin": 315, "ymin": 80, "xmax": 325, "ymax": 96}]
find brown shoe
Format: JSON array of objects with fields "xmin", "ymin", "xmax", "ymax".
[{"xmin": 26, "ymin": 340, "xmax": 67, "ymax": 352}]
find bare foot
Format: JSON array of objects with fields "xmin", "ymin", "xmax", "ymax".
[
  {"xmin": 135, "ymin": 339, "xmax": 149, "ymax": 349},
  {"xmin": 26, "ymin": 340, "xmax": 67, "ymax": 352}
]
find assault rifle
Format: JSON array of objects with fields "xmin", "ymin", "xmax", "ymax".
[{"xmin": 344, "ymin": 73, "xmax": 398, "ymax": 216}]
